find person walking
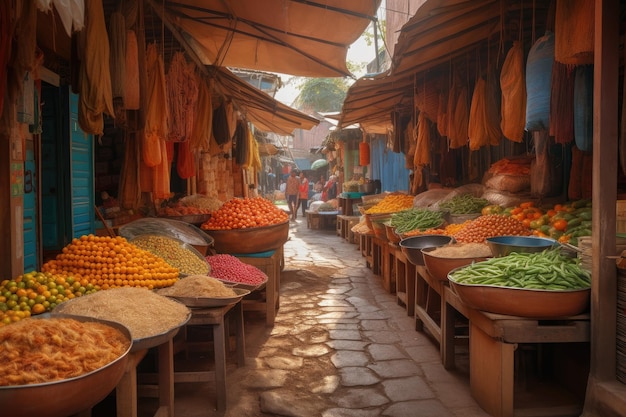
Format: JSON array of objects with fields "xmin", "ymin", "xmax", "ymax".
[
  {"xmin": 297, "ymin": 171, "xmax": 310, "ymax": 217},
  {"xmin": 285, "ymin": 169, "xmax": 300, "ymax": 221}
]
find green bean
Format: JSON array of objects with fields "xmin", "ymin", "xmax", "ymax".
[
  {"xmin": 448, "ymin": 249, "xmax": 591, "ymax": 290},
  {"xmin": 439, "ymin": 194, "xmax": 489, "ymax": 214},
  {"xmin": 391, "ymin": 208, "xmax": 444, "ymax": 234}
]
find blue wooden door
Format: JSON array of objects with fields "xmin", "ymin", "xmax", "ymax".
[
  {"xmin": 23, "ymin": 146, "xmax": 37, "ymax": 272},
  {"xmin": 68, "ymin": 93, "xmax": 94, "ymax": 238},
  {"xmin": 41, "ymin": 84, "xmax": 68, "ymax": 252},
  {"xmin": 41, "ymin": 85, "xmax": 94, "ymax": 255}
]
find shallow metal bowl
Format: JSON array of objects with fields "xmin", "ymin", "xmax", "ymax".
[
  {"xmin": 486, "ymin": 235, "xmax": 558, "ymax": 257},
  {"xmin": 0, "ymin": 314, "xmax": 132, "ymax": 417},
  {"xmin": 399, "ymin": 235, "xmax": 455, "ymax": 266},
  {"xmin": 447, "ymin": 266, "xmax": 590, "ymax": 318}
]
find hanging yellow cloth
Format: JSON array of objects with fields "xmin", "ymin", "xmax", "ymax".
[{"xmin": 78, "ymin": 0, "xmax": 115, "ymax": 135}]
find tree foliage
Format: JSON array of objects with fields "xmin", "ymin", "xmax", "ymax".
[{"xmin": 292, "ymin": 77, "xmax": 349, "ymax": 112}]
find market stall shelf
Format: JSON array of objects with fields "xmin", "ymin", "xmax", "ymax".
[
  {"xmin": 393, "ymin": 245, "xmax": 415, "ymax": 316},
  {"xmin": 442, "ymin": 285, "xmax": 590, "ymax": 417},
  {"xmin": 306, "ymin": 210, "xmax": 338, "ymax": 230},
  {"xmin": 336, "ymin": 214, "xmax": 360, "ymax": 243},
  {"xmin": 236, "ymin": 248, "xmax": 282, "ymax": 326}
]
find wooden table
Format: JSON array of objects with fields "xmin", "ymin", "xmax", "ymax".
[
  {"xmin": 237, "ymin": 248, "xmax": 282, "ymax": 326},
  {"xmin": 442, "ymin": 286, "xmax": 590, "ymax": 417},
  {"xmin": 138, "ymin": 302, "xmax": 245, "ymax": 412}
]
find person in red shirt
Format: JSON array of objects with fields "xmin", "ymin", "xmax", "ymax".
[{"xmin": 297, "ymin": 171, "xmax": 310, "ymax": 217}]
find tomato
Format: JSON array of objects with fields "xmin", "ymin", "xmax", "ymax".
[
  {"xmin": 552, "ymin": 219, "xmax": 568, "ymax": 231},
  {"xmin": 519, "ymin": 201, "xmax": 534, "ymax": 209}
]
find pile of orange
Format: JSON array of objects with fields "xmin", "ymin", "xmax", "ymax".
[
  {"xmin": 42, "ymin": 234, "xmax": 179, "ymax": 291},
  {"xmin": 201, "ymin": 197, "xmax": 289, "ymax": 230}
]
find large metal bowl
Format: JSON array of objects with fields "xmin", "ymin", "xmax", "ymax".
[
  {"xmin": 399, "ymin": 235, "xmax": 455, "ymax": 266},
  {"xmin": 204, "ymin": 220, "xmax": 289, "ymax": 254},
  {"xmin": 447, "ymin": 266, "xmax": 590, "ymax": 318},
  {"xmin": 0, "ymin": 314, "xmax": 132, "ymax": 417},
  {"xmin": 486, "ymin": 236, "xmax": 558, "ymax": 257}
]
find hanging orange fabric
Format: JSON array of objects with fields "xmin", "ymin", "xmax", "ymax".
[
  {"xmin": 153, "ymin": 138, "xmax": 171, "ymax": 200},
  {"xmin": 555, "ymin": 0, "xmax": 594, "ymax": 65},
  {"xmin": 413, "ymin": 112, "xmax": 431, "ymax": 167},
  {"xmin": 78, "ymin": 0, "xmax": 115, "ymax": 135},
  {"xmin": 177, "ymin": 141, "xmax": 196, "ymax": 179},
  {"xmin": 450, "ymin": 86, "xmax": 469, "ymax": 149},
  {"xmin": 142, "ymin": 43, "xmax": 168, "ymax": 167},
  {"xmin": 359, "ymin": 141, "xmax": 370, "ymax": 166},
  {"xmin": 190, "ymin": 78, "xmax": 213, "ymax": 151},
  {"xmin": 500, "ymin": 42, "xmax": 526, "ymax": 143},
  {"xmin": 124, "ymin": 30, "xmax": 140, "ymax": 110}
]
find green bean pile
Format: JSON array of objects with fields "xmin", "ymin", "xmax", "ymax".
[
  {"xmin": 439, "ymin": 194, "xmax": 489, "ymax": 214},
  {"xmin": 390, "ymin": 208, "xmax": 444, "ymax": 234},
  {"xmin": 449, "ymin": 249, "xmax": 591, "ymax": 290}
]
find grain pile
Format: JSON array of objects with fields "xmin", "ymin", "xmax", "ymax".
[
  {"xmin": 54, "ymin": 287, "xmax": 190, "ymax": 340},
  {"xmin": 158, "ymin": 275, "xmax": 237, "ymax": 298},
  {"xmin": 427, "ymin": 243, "xmax": 492, "ymax": 258}
]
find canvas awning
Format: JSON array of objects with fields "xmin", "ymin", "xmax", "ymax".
[
  {"xmin": 338, "ymin": 0, "xmax": 550, "ymax": 132},
  {"xmin": 160, "ymin": 0, "xmax": 381, "ymax": 77},
  {"xmin": 208, "ymin": 65, "xmax": 320, "ymax": 135}
]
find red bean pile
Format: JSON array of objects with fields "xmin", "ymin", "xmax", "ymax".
[
  {"xmin": 453, "ymin": 214, "xmax": 530, "ymax": 243},
  {"xmin": 205, "ymin": 254, "xmax": 268, "ymax": 286}
]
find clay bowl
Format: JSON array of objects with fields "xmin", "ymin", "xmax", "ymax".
[
  {"xmin": 447, "ymin": 267, "xmax": 590, "ymax": 318},
  {"xmin": 421, "ymin": 245, "xmax": 489, "ymax": 282},
  {"xmin": 204, "ymin": 220, "xmax": 289, "ymax": 254},
  {"xmin": 486, "ymin": 236, "xmax": 558, "ymax": 257},
  {"xmin": 399, "ymin": 235, "xmax": 455, "ymax": 266},
  {"xmin": 0, "ymin": 314, "xmax": 132, "ymax": 417}
]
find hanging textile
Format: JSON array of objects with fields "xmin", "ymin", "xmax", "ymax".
[
  {"xmin": 9, "ymin": 0, "xmax": 37, "ymax": 102},
  {"xmin": 525, "ymin": 32, "xmax": 555, "ymax": 131},
  {"xmin": 190, "ymin": 78, "xmax": 213, "ymax": 151},
  {"xmin": 555, "ymin": 0, "xmax": 594, "ymax": 65},
  {"xmin": 167, "ymin": 52, "xmax": 199, "ymax": 142},
  {"xmin": 469, "ymin": 74, "xmax": 502, "ymax": 150},
  {"xmin": 446, "ymin": 78, "xmax": 459, "ymax": 145},
  {"xmin": 108, "ymin": 12, "xmax": 126, "ymax": 100},
  {"xmin": 450, "ymin": 85, "xmax": 469, "ymax": 149},
  {"xmin": 49, "ymin": 0, "xmax": 85, "ymax": 36},
  {"xmin": 500, "ymin": 41, "xmax": 526, "ymax": 143},
  {"xmin": 124, "ymin": 30, "xmax": 140, "ymax": 110},
  {"xmin": 436, "ymin": 91, "xmax": 448, "ymax": 138},
  {"xmin": 234, "ymin": 120, "xmax": 249, "ymax": 166},
  {"xmin": 413, "ymin": 112, "xmax": 431, "ymax": 167},
  {"xmin": 78, "ymin": 0, "xmax": 115, "ymax": 135},
  {"xmin": 119, "ymin": 131, "xmax": 142, "ymax": 210},
  {"xmin": 152, "ymin": 138, "xmax": 171, "ymax": 200},
  {"xmin": 414, "ymin": 81, "xmax": 439, "ymax": 123},
  {"xmin": 177, "ymin": 141, "xmax": 196, "ymax": 179},
  {"xmin": 248, "ymin": 129, "xmax": 262, "ymax": 171},
  {"xmin": 142, "ymin": 43, "xmax": 168, "ymax": 166},
  {"xmin": 550, "ymin": 61, "xmax": 575, "ymax": 144},
  {"xmin": 212, "ymin": 100, "xmax": 231, "ymax": 145}
]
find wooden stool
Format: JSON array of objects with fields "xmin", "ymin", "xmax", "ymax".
[{"xmin": 236, "ymin": 249, "xmax": 282, "ymax": 326}]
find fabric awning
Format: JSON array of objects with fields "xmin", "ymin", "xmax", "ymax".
[
  {"xmin": 162, "ymin": 0, "xmax": 381, "ymax": 78},
  {"xmin": 338, "ymin": 0, "xmax": 550, "ymax": 132},
  {"xmin": 208, "ymin": 65, "xmax": 320, "ymax": 135}
]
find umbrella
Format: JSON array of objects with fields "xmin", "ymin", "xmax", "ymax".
[{"xmin": 311, "ymin": 159, "xmax": 329, "ymax": 170}]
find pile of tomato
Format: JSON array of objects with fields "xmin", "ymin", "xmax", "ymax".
[
  {"xmin": 201, "ymin": 197, "xmax": 289, "ymax": 230},
  {"xmin": 482, "ymin": 199, "xmax": 592, "ymax": 245}
]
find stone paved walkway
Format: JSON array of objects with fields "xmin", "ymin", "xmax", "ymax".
[{"xmin": 130, "ymin": 217, "xmax": 491, "ymax": 417}]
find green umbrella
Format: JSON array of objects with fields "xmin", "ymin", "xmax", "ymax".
[{"xmin": 311, "ymin": 159, "xmax": 329, "ymax": 170}]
